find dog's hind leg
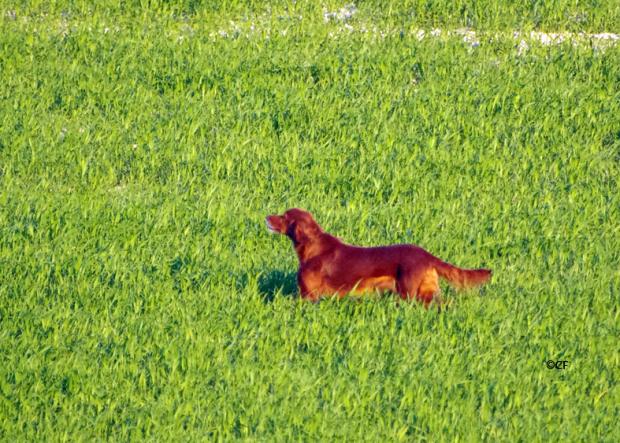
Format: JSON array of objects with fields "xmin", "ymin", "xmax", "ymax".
[
  {"xmin": 397, "ymin": 266, "xmax": 440, "ymax": 308},
  {"xmin": 416, "ymin": 268, "xmax": 441, "ymax": 308}
]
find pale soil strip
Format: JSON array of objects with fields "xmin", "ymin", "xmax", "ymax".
[
  {"xmin": 206, "ymin": 3, "xmax": 619, "ymax": 49},
  {"xmin": 5, "ymin": 6, "xmax": 619, "ymax": 49}
]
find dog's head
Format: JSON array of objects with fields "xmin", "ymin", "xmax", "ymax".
[{"xmin": 266, "ymin": 208, "xmax": 322, "ymax": 245}]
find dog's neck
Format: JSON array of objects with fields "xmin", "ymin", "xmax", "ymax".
[{"xmin": 294, "ymin": 233, "xmax": 340, "ymax": 264}]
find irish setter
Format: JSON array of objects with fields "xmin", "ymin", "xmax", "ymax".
[{"xmin": 266, "ymin": 208, "xmax": 491, "ymax": 306}]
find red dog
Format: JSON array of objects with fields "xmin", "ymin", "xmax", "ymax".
[{"xmin": 266, "ymin": 208, "xmax": 491, "ymax": 305}]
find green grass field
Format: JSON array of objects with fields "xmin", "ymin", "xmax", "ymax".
[{"xmin": 1, "ymin": 1, "xmax": 619, "ymax": 440}]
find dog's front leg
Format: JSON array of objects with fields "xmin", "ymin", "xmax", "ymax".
[{"xmin": 298, "ymin": 267, "xmax": 322, "ymax": 302}]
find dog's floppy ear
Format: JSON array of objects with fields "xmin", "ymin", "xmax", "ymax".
[
  {"xmin": 294, "ymin": 218, "xmax": 320, "ymax": 244},
  {"xmin": 285, "ymin": 219, "xmax": 318, "ymax": 245},
  {"xmin": 285, "ymin": 221, "xmax": 299, "ymax": 243}
]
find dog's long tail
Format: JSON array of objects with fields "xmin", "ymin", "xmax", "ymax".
[{"xmin": 433, "ymin": 259, "xmax": 491, "ymax": 290}]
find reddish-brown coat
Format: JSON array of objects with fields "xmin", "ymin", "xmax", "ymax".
[{"xmin": 266, "ymin": 208, "xmax": 491, "ymax": 306}]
